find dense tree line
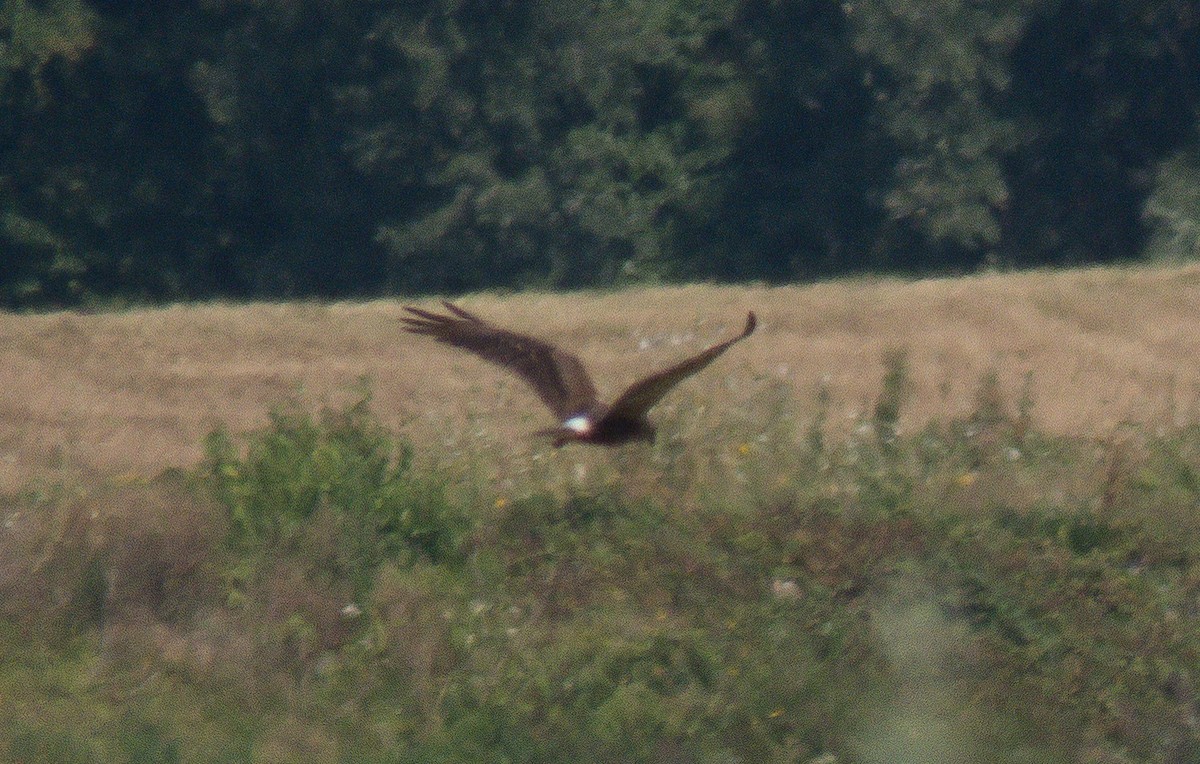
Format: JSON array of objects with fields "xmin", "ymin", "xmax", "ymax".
[{"xmin": 1, "ymin": 0, "xmax": 1198, "ymax": 308}]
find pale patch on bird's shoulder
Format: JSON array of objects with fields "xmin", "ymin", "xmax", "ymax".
[{"xmin": 563, "ymin": 414, "xmax": 594, "ymax": 434}]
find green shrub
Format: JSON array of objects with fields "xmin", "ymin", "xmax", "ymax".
[
  {"xmin": 204, "ymin": 394, "xmax": 469, "ymax": 593},
  {"xmin": 939, "ymin": 505, "xmax": 1200, "ymax": 759}
]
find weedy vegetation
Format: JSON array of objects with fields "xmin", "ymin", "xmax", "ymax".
[
  {"xmin": 3, "ymin": 269, "xmax": 1200, "ymax": 762},
  {"xmin": 2, "ymin": 350, "xmax": 1200, "ymax": 763}
]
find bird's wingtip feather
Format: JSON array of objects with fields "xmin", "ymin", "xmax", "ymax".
[
  {"xmin": 402, "ymin": 305, "xmax": 442, "ymax": 321},
  {"xmin": 441, "ymin": 301, "xmax": 483, "ymax": 322}
]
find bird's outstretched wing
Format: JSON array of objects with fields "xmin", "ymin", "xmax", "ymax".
[
  {"xmin": 402, "ymin": 302, "xmax": 599, "ymax": 419},
  {"xmin": 603, "ymin": 312, "xmax": 757, "ymax": 422}
]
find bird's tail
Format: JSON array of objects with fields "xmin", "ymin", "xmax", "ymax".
[{"xmin": 533, "ymin": 427, "xmax": 570, "ymax": 448}]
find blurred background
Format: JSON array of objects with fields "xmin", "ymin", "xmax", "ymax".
[{"xmin": 2, "ymin": 0, "xmax": 1198, "ymax": 308}]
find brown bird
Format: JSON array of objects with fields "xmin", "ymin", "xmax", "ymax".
[{"xmin": 402, "ymin": 302, "xmax": 757, "ymax": 447}]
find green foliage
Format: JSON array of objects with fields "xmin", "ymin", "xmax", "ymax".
[
  {"xmin": 1, "ymin": 0, "xmax": 1199, "ymax": 305},
  {"xmin": 0, "ymin": 0, "xmax": 98, "ymax": 307},
  {"xmin": 5, "ymin": 374, "xmax": 1200, "ymax": 761},
  {"xmin": 369, "ymin": 0, "xmax": 750, "ymax": 291},
  {"xmin": 941, "ymin": 507, "xmax": 1200, "ymax": 757},
  {"xmin": 848, "ymin": 0, "xmax": 1032, "ymax": 249},
  {"xmin": 0, "ymin": 0, "xmax": 94, "ymax": 86},
  {"xmin": 204, "ymin": 394, "xmax": 468, "ymax": 591},
  {"xmin": 348, "ymin": 485, "xmax": 881, "ymax": 764},
  {"xmin": 1144, "ymin": 136, "xmax": 1200, "ymax": 263},
  {"xmin": 873, "ymin": 347, "xmax": 911, "ymax": 442},
  {"xmin": 1001, "ymin": 0, "xmax": 1200, "ymax": 267}
]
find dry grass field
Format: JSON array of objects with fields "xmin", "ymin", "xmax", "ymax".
[{"xmin": 3, "ymin": 264, "xmax": 1200, "ymax": 492}]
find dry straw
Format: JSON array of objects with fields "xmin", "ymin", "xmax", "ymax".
[{"xmin": 2, "ymin": 264, "xmax": 1199, "ymax": 491}]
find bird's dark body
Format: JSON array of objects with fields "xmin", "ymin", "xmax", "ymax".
[
  {"xmin": 592, "ymin": 416, "xmax": 655, "ymax": 445},
  {"xmin": 402, "ymin": 302, "xmax": 756, "ymax": 448},
  {"xmin": 559, "ymin": 414, "xmax": 654, "ymax": 448}
]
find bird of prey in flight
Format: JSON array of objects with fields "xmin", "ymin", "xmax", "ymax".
[{"xmin": 402, "ymin": 302, "xmax": 757, "ymax": 447}]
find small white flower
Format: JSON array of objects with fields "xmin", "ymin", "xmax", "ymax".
[
  {"xmin": 772, "ymin": 579, "xmax": 802, "ymax": 601},
  {"xmin": 341, "ymin": 603, "xmax": 362, "ymax": 618}
]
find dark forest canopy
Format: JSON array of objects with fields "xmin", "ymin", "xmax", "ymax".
[{"xmin": 1, "ymin": 0, "xmax": 1198, "ymax": 308}]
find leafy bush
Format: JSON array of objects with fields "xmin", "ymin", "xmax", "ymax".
[
  {"xmin": 204, "ymin": 394, "xmax": 469, "ymax": 593},
  {"xmin": 940, "ymin": 507, "xmax": 1200, "ymax": 759}
]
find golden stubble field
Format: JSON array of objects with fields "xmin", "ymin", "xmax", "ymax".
[{"xmin": 2, "ymin": 264, "xmax": 1199, "ymax": 493}]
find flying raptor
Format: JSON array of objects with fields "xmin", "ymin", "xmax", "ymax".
[{"xmin": 402, "ymin": 302, "xmax": 757, "ymax": 447}]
